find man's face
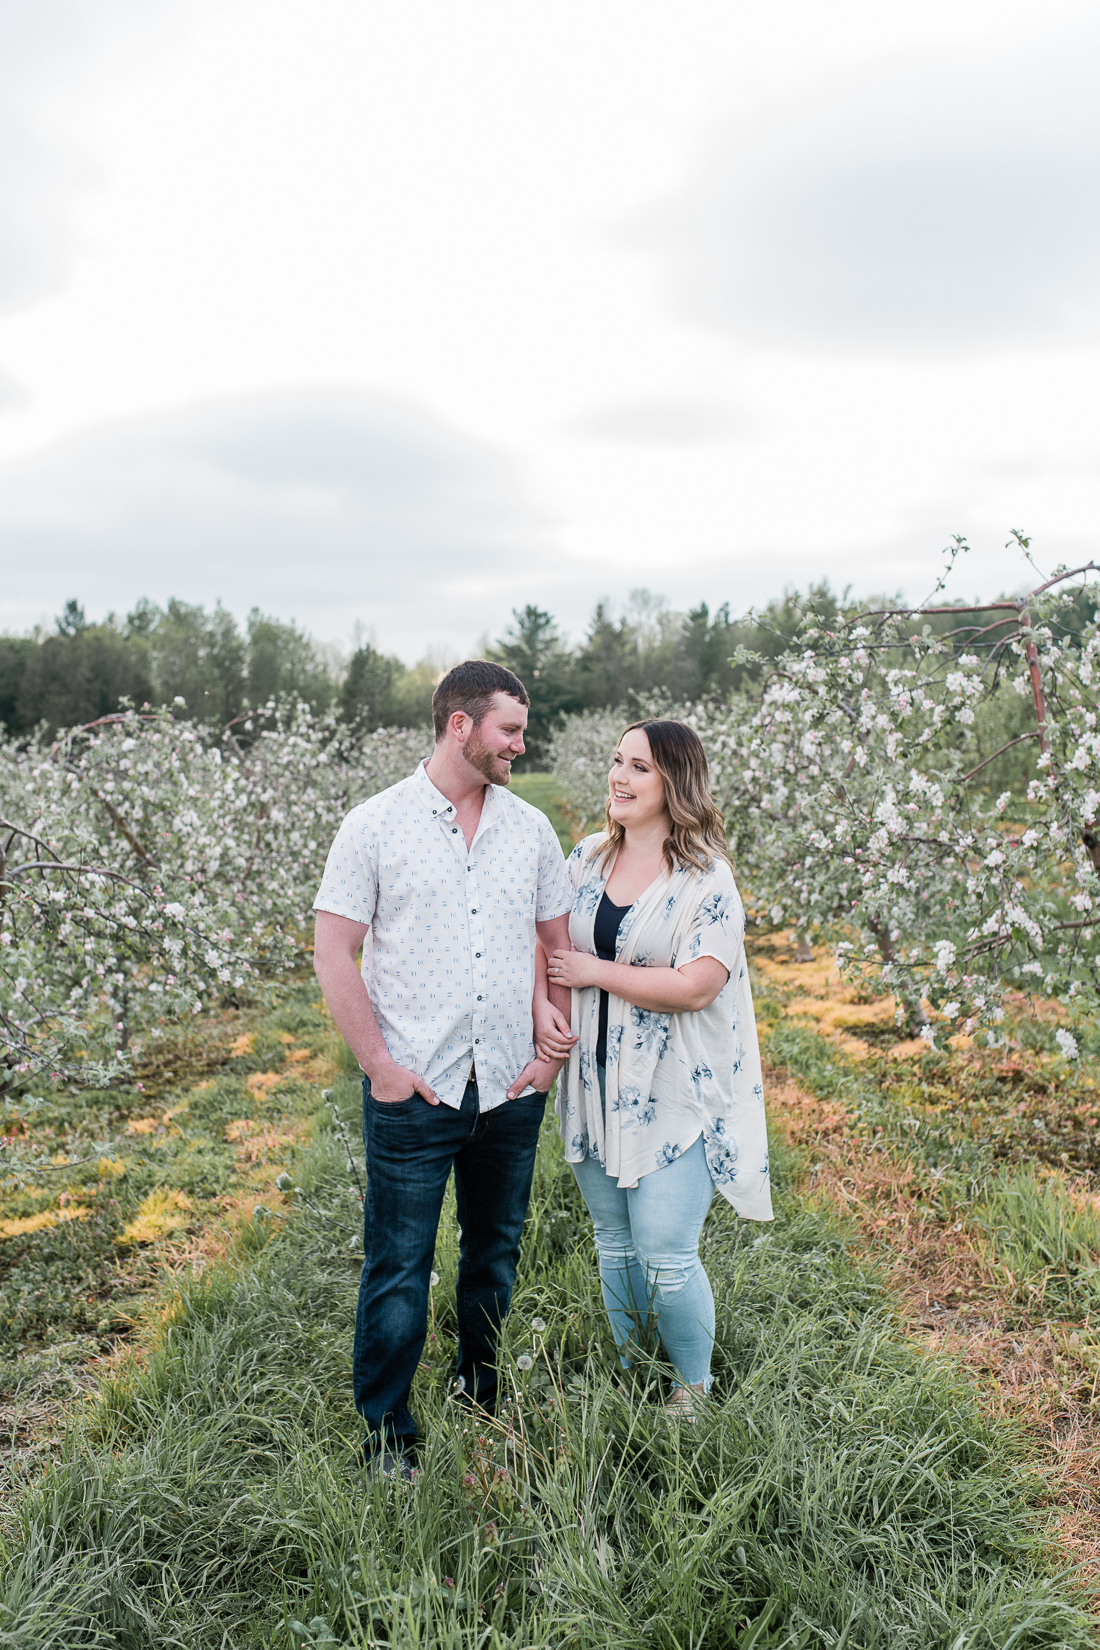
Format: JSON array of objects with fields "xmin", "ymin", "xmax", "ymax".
[{"xmin": 462, "ymin": 693, "xmax": 528, "ymax": 785}]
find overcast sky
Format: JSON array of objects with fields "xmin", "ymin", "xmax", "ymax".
[{"xmin": 1, "ymin": 0, "xmax": 1098, "ymax": 660}]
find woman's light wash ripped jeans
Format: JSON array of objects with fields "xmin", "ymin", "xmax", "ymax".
[{"xmin": 571, "ymin": 1068, "xmax": 716, "ymax": 1388}]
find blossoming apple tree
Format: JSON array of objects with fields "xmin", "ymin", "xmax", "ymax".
[
  {"xmin": 0, "ymin": 702, "xmax": 429, "ymax": 1090},
  {"xmin": 552, "ymin": 546, "xmax": 1100, "ymax": 1044}
]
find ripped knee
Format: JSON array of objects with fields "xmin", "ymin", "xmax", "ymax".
[
  {"xmin": 640, "ymin": 1258, "xmax": 696, "ymax": 1300},
  {"xmin": 592, "ymin": 1236, "xmax": 636, "ymax": 1268}
]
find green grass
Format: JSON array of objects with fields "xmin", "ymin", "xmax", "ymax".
[
  {"xmin": 977, "ymin": 1171, "xmax": 1100, "ymax": 1317},
  {"xmin": 0, "ymin": 984, "xmax": 334, "ymax": 1381},
  {"xmin": 509, "ymin": 774, "xmax": 577, "ymax": 853},
  {"xmin": 2, "ymin": 951, "xmax": 1098, "ymax": 1645},
  {"xmin": 0, "ymin": 1075, "xmax": 1092, "ymax": 1649}
]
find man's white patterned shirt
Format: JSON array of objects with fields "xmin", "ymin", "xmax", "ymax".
[{"xmin": 313, "ymin": 761, "xmax": 572, "ymax": 1110}]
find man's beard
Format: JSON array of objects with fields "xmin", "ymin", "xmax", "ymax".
[{"xmin": 463, "ymin": 730, "xmax": 512, "ymax": 785}]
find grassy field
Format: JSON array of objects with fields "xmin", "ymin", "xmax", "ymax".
[
  {"xmin": 2, "ymin": 779, "xmax": 1100, "ymax": 1644},
  {"xmin": 509, "ymin": 774, "xmax": 580, "ymax": 853}
]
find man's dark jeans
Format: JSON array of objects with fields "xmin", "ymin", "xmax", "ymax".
[{"xmin": 355, "ymin": 1075, "xmax": 547, "ymax": 1457}]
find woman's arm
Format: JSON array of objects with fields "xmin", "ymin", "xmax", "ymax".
[{"xmin": 548, "ymin": 949, "xmax": 728, "ymax": 1014}]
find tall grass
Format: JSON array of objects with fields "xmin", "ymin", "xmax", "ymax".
[
  {"xmin": 978, "ymin": 1172, "xmax": 1100, "ymax": 1317},
  {"xmin": 0, "ymin": 1079, "xmax": 1092, "ymax": 1649}
]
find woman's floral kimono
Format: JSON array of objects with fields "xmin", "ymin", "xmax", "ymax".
[{"xmin": 556, "ymin": 834, "xmax": 773, "ymax": 1222}]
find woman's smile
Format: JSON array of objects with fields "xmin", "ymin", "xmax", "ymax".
[{"xmin": 607, "ymin": 728, "xmax": 667, "ymax": 825}]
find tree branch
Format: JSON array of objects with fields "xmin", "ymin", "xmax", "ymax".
[
  {"xmin": 59, "ymin": 766, "xmax": 156, "ymax": 866},
  {"xmin": 850, "ymin": 562, "xmax": 1100, "ymax": 628},
  {"xmin": 958, "ymin": 733, "xmax": 1040, "ymax": 784}
]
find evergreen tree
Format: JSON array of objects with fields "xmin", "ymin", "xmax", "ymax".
[
  {"xmin": 56, "ymin": 599, "xmax": 87, "ymax": 637},
  {"xmin": 672, "ymin": 602, "xmax": 737, "ymax": 700},
  {"xmin": 574, "ymin": 602, "xmax": 639, "ymax": 708},
  {"xmin": 488, "ymin": 605, "xmax": 579, "ymax": 765},
  {"xmin": 340, "ymin": 644, "xmax": 403, "ymax": 728}
]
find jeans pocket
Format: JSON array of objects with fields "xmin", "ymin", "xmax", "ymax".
[{"xmin": 370, "ymin": 1091, "xmax": 418, "ymax": 1109}]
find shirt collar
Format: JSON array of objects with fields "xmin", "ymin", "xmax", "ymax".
[
  {"xmin": 412, "ymin": 758, "xmax": 503, "ymax": 842},
  {"xmin": 413, "ymin": 758, "xmax": 457, "ymax": 820}
]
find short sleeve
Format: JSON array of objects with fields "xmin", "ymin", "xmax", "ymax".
[
  {"xmin": 674, "ymin": 871, "xmax": 744, "ymax": 977},
  {"xmin": 313, "ymin": 808, "xmax": 379, "ymax": 924},
  {"xmin": 534, "ymin": 814, "xmax": 574, "ymax": 921}
]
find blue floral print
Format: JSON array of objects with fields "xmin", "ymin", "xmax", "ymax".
[
  {"xmin": 629, "ymin": 1004, "xmax": 670, "ymax": 1056},
  {"xmin": 574, "ymin": 879, "xmax": 605, "ymax": 917},
  {"xmin": 706, "ymin": 1139, "xmax": 740, "ymax": 1187},
  {"xmin": 555, "ymin": 834, "xmax": 773, "ymax": 1223},
  {"xmin": 617, "ymin": 1084, "xmax": 656, "ymax": 1130}
]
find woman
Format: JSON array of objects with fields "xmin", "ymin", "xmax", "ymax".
[{"xmin": 537, "ymin": 719, "xmax": 772, "ymax": 1414}]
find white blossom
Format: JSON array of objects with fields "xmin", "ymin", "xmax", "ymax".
[
  {"xmin": 1055, "ymin": 1028, "xmax": 1080, "ymax": 1060},
  {"xmin": 0, "ymin": 702, "xmax": 431, "ymax": 1083},
  {"xmin": 546, "ymin": 572, "xmax": 1100, "ymax": 1033}
]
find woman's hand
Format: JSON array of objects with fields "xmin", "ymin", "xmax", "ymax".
[
  {"xmin": 548, "ymin": 948, "xmax": 602, "ymax": 990},
  {"xmin": 534, "ymin": 997, "xmax": 576, "ymax": 1060}
]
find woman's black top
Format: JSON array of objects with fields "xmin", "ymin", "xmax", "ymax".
[{"xmin": 594, "ymin": 892, "xmax": 632, "ymax": 1067}]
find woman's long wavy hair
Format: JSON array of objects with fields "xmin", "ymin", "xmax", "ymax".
[{"xmin": 596, "ymin": 719, "xmax": 733, "ymax": 876}]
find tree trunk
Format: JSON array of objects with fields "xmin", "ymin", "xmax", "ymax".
[{"xmin": 867, "ymin": 916, "xmax": 928, "ymax": 1033}]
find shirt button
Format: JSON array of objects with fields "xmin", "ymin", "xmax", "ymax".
[
  {"xmin": 475, "ymin": 952, "xmax": 481, "ymax": 958},
  {"xmin": 471, "ymin": 908, "xmax": 477, "ymax": 914},
  {"xmin": 477, "ymin": 995, "xmax": 483, "ymax": 1001},
  {"xmin": 452, "ymin": 828, "xmax": 458, "ymax": 834}
]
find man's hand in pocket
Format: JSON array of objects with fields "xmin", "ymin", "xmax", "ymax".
[{"xmin": 369, "ymin": 1061, "xmax": 439, "ymax": 1105}]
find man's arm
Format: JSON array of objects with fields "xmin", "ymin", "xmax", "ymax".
[
  {"xmin": 313, "ymin": 910, "xmax": 438, "ymax": 1105},
  {"xmin": 533, "ymin": 939, "xmax": 577, "ymax": 1059},
  {"xmin": 536, "ymin": 913, "xmax": 573, "ymax": 1026},
  {"xmin": 503, "ymin": 913, "xmax": 575, "ymax": 1100}
]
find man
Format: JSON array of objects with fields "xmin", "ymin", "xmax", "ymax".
[{"xmin": 313, "ymin": 659, "xmax": 573, "ymax": 1478}]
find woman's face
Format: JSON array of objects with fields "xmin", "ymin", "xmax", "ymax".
[{"xmin": 608, "ymin": 728, "xmax": 668, "ymax": 830}]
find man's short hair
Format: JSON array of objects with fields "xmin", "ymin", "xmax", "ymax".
[{"xmin": 432, "ymin": 660, "xmax": 530, "ymax": 740}]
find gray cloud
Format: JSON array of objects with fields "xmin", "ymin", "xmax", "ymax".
[
  {"xmin": 0, "ymin": 368, "xmax": 28, "ymax": 413},
  {"xmin": 567, "ymin": 398, "xmax": 754, "ymax": 446},
  {"xmin": 0, "ymin": 1, "xmax": 192, "ymax": 317},
  {"xmin": 0, "ymin": 386, "xmax": 588, "ymax": 657},
  {"xmin": 4, "ymin": 387, "xmax": 1076, "ymax": 652},
  {"xmin": 657, "ymin": 18, "xmax": 1100, "ymax": 352}
]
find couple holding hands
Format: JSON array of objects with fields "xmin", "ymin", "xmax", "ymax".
[{"xmin": 313, "ymin": 659, "xmax": 771, "ymax": 1478}]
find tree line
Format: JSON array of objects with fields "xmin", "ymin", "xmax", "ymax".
[
  {"xmin": 0, "ymin": 587, "xmax": 843, "ymax": 758},
  {"xmin": 5, "ymin": 577, "xmax": 1091, "ymax": 766}
]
